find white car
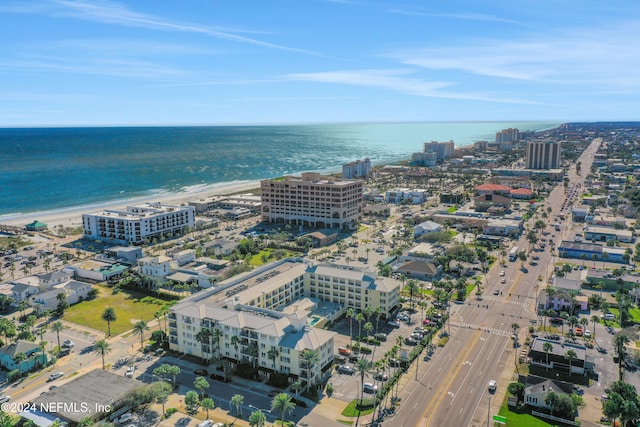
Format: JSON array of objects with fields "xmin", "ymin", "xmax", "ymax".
[
  {"xmin": 48, "ymin": 372, "xmax": 64, "ymax": 381},
  {"xmin": 197, "ymin": 421, "xmax": 214, "ymax": 427},
  {"xmin": 363, "ymin": 382, "xmax": 379, "ymax": 393},
  {"xmin": 62, "ymin": 340, "xmax": 74, "ymax": 348},
  {"xmin": 113, "ymin": 413, "xmax": 133, "ymax": 425},
  {"xmin": 499, "ymin": 271, "xmax": 505, "ymax": 276},
  {"xmin": 125, "ymin": 366, "xmax": 135, "ymax": 378},
  {"xmin": 488, "ymin": 380, "xmax": 497, "ymax": 392}
]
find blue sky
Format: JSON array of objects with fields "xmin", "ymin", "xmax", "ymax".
[{"xmin": 1, "ymin": 0, "xmax": 639, "ymax": 126}]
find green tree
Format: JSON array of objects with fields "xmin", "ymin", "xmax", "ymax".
[
  {"xmin": 271, "ymin": 393, "xmax": 295, "ymax": 427},
  {"xmin": 184, "ymin": 390, "xmax": 200, "ymax": 411},
  {"xmin": 301, "ymin": 349, "xmax": 320, "ymax": 394},
  {"xmin": 231, "ymin": 394, "xmax": 244, "ymax": 418},
  {"xmin": 543, "ymin": 342, "xmax": 553, "ymax": 370},
  {"xmin": 614, "ymin": 333, "xmax": 630, "ymax": 381},
  {"xmin": 101, "ymin": 307, "xmax": 117, "ymax": 337},
  {"xmin": 93, "ymin": 339, "xmax": 111, "ymax": 370},
  {"xmin": 565, "ymin": 349, "xmax": 578, "ymax": 376},
  {"xmin": 194, "ymin": 376, "xmax": 209, "ymax": 400},
  {"xmin": 201, "ymin": 397, "xmax": 215, "ymax": 420},
  {"xmin": 345, "ymin": 308, "xmax": 355, "ymax": 348},
  {"xmin": 507, "ymin": 382, "xmax": 525, "ymax": 403},
  {"xmin": 133, "ymin": 320, "xmax": 149, "ymax": 350},
  {"xmin": 356, "ymin": 358, "xmax": 372, "ymax": 404},
  {"xmin": 249, "ymin": 410, "xmax": 267, "ymax": 427},
  {"xmin": 153, "ymin": 364, "xmax": 181, "ymax": 389},
  {"xmin": 50, "ymin": 321, "xmax": 64, "ymax": 351},
  {"xmin": 267, "ymin": 347, "xmax": 280, "ymax": 372},
  {"xmin": 355, "ymin": 313, "xmax": 365, "ymax": 342}
]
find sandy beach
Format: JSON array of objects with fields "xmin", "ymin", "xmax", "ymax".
[{"xmin": 0, "ymin": 179, "xmax": 262, "ymax": 230}]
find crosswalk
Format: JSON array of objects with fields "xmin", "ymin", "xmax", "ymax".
[
  {"xmin": 481, "ymin": 295, "xmax": 535, "ymax": 311},
  {"xmin": 449, "ymin": 321, "xmax": 511, "ymax": 337}
]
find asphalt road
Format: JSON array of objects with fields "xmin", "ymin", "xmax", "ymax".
[{"xmin": 382, "ymin": 138, "xmax": 603, "ymax": 427}]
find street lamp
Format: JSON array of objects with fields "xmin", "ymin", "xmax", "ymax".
[{"xmin": 248, "ymin": 404, "xmax": 271, "ymax": 414}]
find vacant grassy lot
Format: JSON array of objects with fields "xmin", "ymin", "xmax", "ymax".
[{"xmin": 64, "ymin": 285, "xmax": 166, "ymax": 336}]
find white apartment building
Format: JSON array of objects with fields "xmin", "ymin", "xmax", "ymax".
[
  {"xmin": 169, "ymin": 300, "xmax": 335, "ymax": 386},
  {"xmin": 260, "ymin": 172, "xmax": 363, "ymax": 230},
  {"xmin": 82, "ymin": 203, "xmax": 195, "ymax": 245},
  {"xmin": 342, "ymin": 158, "xmax": 372, "ymax": 179},
  {"xmin": 168, "ymin": 258, "xmax": 400, "ymax": 382}
]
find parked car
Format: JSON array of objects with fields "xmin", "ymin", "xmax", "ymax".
[
  {"xmin": 194, "ymin": 369, "xmax": 208, "ymax": 376},
  {"xmin": 197, "ymin": 420, "xmax": 214, "ymax": 427},
  {"xmin": 0, "ymin": 396, "xmax": 9, "ymax": 404},
  {"xmin": 125, "ymin": 366, "xmax": 135, "ymax": 378},
  {"xmin": 363, "ymin": 383, "xmax": 379, "ymax": 394},
  {"xmin": 113, "ymin": 413, "xmax": 133, "ymax": 425},
  {"xmin": 62, "ymin": 340, "xmax": 74, "ymax": 348},
  {"xmin": 338, "ymin": 347, "xmax": 351, "ymax": 356},
  {"xmin": 388, "ymin": 321, "xmax": 400, "ymax": 328},
  {"xmin": 374, "ymin": 372, "xmax": 388, "ymax": 381},
  {"xmin": 337, "ymin": 365, "xmax": 355, "ymax": 375}
]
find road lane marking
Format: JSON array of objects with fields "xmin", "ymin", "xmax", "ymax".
[{"xmin": 420, "ymin": 330, "xmax": 482, "ymax": 427}]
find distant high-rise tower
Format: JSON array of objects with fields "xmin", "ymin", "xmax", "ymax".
[
  {"xmin": 495, "ymin": 128, "xmax": 519, "ymax": 144},
  {"xmin": 342, "ymin": 158, "xmax": 372, "ymax": 179},
  {"xmin": 526, "ymin": 141, "xmax": 561, "ymax": 169},
  {"xmin": 423, "ymin": 140, "xmax": 455, "ymax": 161}
]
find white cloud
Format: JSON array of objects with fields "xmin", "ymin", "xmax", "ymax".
[
  {"xmin": 48, "ymin": 0, "xmax": 320, "ymax": 55},
  {"xmin": 285, "ymin": 69, "xmax": 542, "ymax": 105}
]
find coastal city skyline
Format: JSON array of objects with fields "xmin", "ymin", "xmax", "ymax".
[{"xmin": 1, "ymin": 0, "xmax": 639, "ymax": 126}]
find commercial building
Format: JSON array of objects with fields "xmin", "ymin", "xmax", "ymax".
[
  {"xmin": 82, "ymin": 203, "xmax": 195, "ymax": 245},
  {"xmin": 260, "ymin": 172, "xmax": 363, "ymax": 230},
  {"xmin": 525, "ymin": 141, "xmax": 561, "ymax": 170},
  {"xmin": 342, "ymin": 158, "xmax": 372, "ymax": 179}
]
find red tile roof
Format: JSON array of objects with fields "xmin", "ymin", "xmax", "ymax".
[
  {"xmin": 510, "ymin": 188, "xmax": 533, "ymax": 195},
  {"xmin": 475, "ymin": 183, "xmax": 511, "ymax": 192}
]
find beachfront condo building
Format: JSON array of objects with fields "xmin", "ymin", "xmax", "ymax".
[
  {"xmin": 342, "ymin": 158, "xmax": 372, "ymax": 179},
  {"xmin": 260, "ymin": 172, "xmax": 363, "ymax": 230},
  {"xmin": 423, "ymin": 140, "xmax": 455, "ymax": 161},
  {"xmin": 82, "ymin": 203, "xmax": 195, "ymax": 245},
  {"xmin": 526, "ymin": 140, "xmax": 562, "ymax": 170},
  {"xmin": 167, "ymin": 258, "xmax": 399, "ymax": 383}
]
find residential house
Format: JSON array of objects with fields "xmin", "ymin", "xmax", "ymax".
[
  {"xmin": 138, "ymin": 255, "xmax": 172, "ymax": 278},
  {"xmin": 413, "ymin": 221, "xmax": 442, "ymax": 238},
  {"xmin": 31, "ymin": 280, "xmax": 93, "ymax": 311},
  {"xmin": 524, "ymin": 377, "xmax": 574, "ymax": 410},
  {"xmin": 0, "ymin": 340, "xmax": 48, "ymax": 373}
]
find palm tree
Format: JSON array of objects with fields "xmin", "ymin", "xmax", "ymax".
[
  {"xmin": 267, "ymin": 347, "xmax": 280, "ymax": 372},
  {"xmin": 14, "ymin": 352, "xmax": 27, "ymax": 373},
  {"xmin": 195, "ymin": 328, "xmax": 213, "ymax": 363},
  {"xmin": 301, "ymin": 349, "xmax": 320, "ymax": 394},
  {"xmin": 230, "ymin": 336, "xmax": 240, "ymax": 363},
  {"xmin": 201, "ymin": 397, "xmax": 215, "ymax": 420},
  {"xmin": 355, "ymin": 313, "xmax": 365, "ymax": 342},
  {"xmin": 101, "ymin": 307, "xmax": 117, "ymax": 337},
  {"xmin": 51, "ymin": 321, "xmax": 64, "ymax": 350},
  {"xmin": 194, "ymin": 376, "xmax": 209, "ymax": 400},
  {"xmin": 364, "ymin": 322, "xmax": 373, "ymax": 340},
  {"xmin": 230, "ymin": 394, "xmax": 244, "ymax": 418},
  {"xmin": 407, "ymin": 279, "xmax": 419, "ymax": 312},
  {"xmin": 271, "ymin": 393, "xmax": 295, "ymax": 427},
  {"xmin": 614, "ymin": 333, "xmax": 630, "ymax": 381},
  {"xmin": 591, "ymin": 315, "xmax": 600, "ymax": 339},
  {"xmin": 579, "ymin": 317, "xmax": 589, "ymax": 337},
  {"xmin": 249, "ymin": 410, "xmax": 267, "ymax": 427},
  {"xmin": 93, "ymin": 339, "xmax": 111, "ymax": 370},
  {"xmin": 356, "ymin": 358, "xmax": 372, "ymax": 404},
  {"xmin": 133, "ymin": 320, "xmax": 149, "ymax": 350},
  {"xmin": 543, "ymin": 342, "xmax": 553, "ymax": 371},
  {"xmin": 565, "ymin": 349, "xmax": 577, "ymax": 376},
  {"xmin": 212, "ymin": 328, "xmax": 223, "ymax": 361},
  {"xmin": 346, "ymin": 308, "xmax": 355, "ymax": 347},
  {"xmin": 373, "ymin": 307, "xmax": 382, "ymax": 334}
]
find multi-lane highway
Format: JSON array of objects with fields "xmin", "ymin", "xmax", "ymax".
[{"xmin": 384, "ymin": 138, "xmax": 601, "ymax": 427}]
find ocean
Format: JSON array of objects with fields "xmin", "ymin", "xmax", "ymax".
[{"xmin": 0, "ymin": 122, "xmax": 558, "ymax": 217}]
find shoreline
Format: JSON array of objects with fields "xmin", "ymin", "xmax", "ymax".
[{"xmin": 0, "ymin": 179, "xmax": 263, "ymax": 230}]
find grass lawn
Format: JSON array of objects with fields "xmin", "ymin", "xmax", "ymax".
[
  {"xmin": 341, "ymin": 400, "xmax": 375, "ymax": 417},
  {"xmin": 447, "ymin": 206, "xmax": 457, "ymax": 213},
  {"xmin": 249, "ymin": 249, "xmax": 298, "ymax": 267},
  {"xmin": 628, "ymin": 307, "xmax": 640, "ymax": 324},
  {"xmin": 64, "ymin": 285, "xmax": 167, "ymax": 336},
  {"xmin": 498, "ymin": 400, "xmax": 553, "ymax": 427}
]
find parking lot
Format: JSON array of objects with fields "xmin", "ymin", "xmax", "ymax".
[{"xmin": 328, "ymin": 310, "xmax": 433, "ymax": 403}]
